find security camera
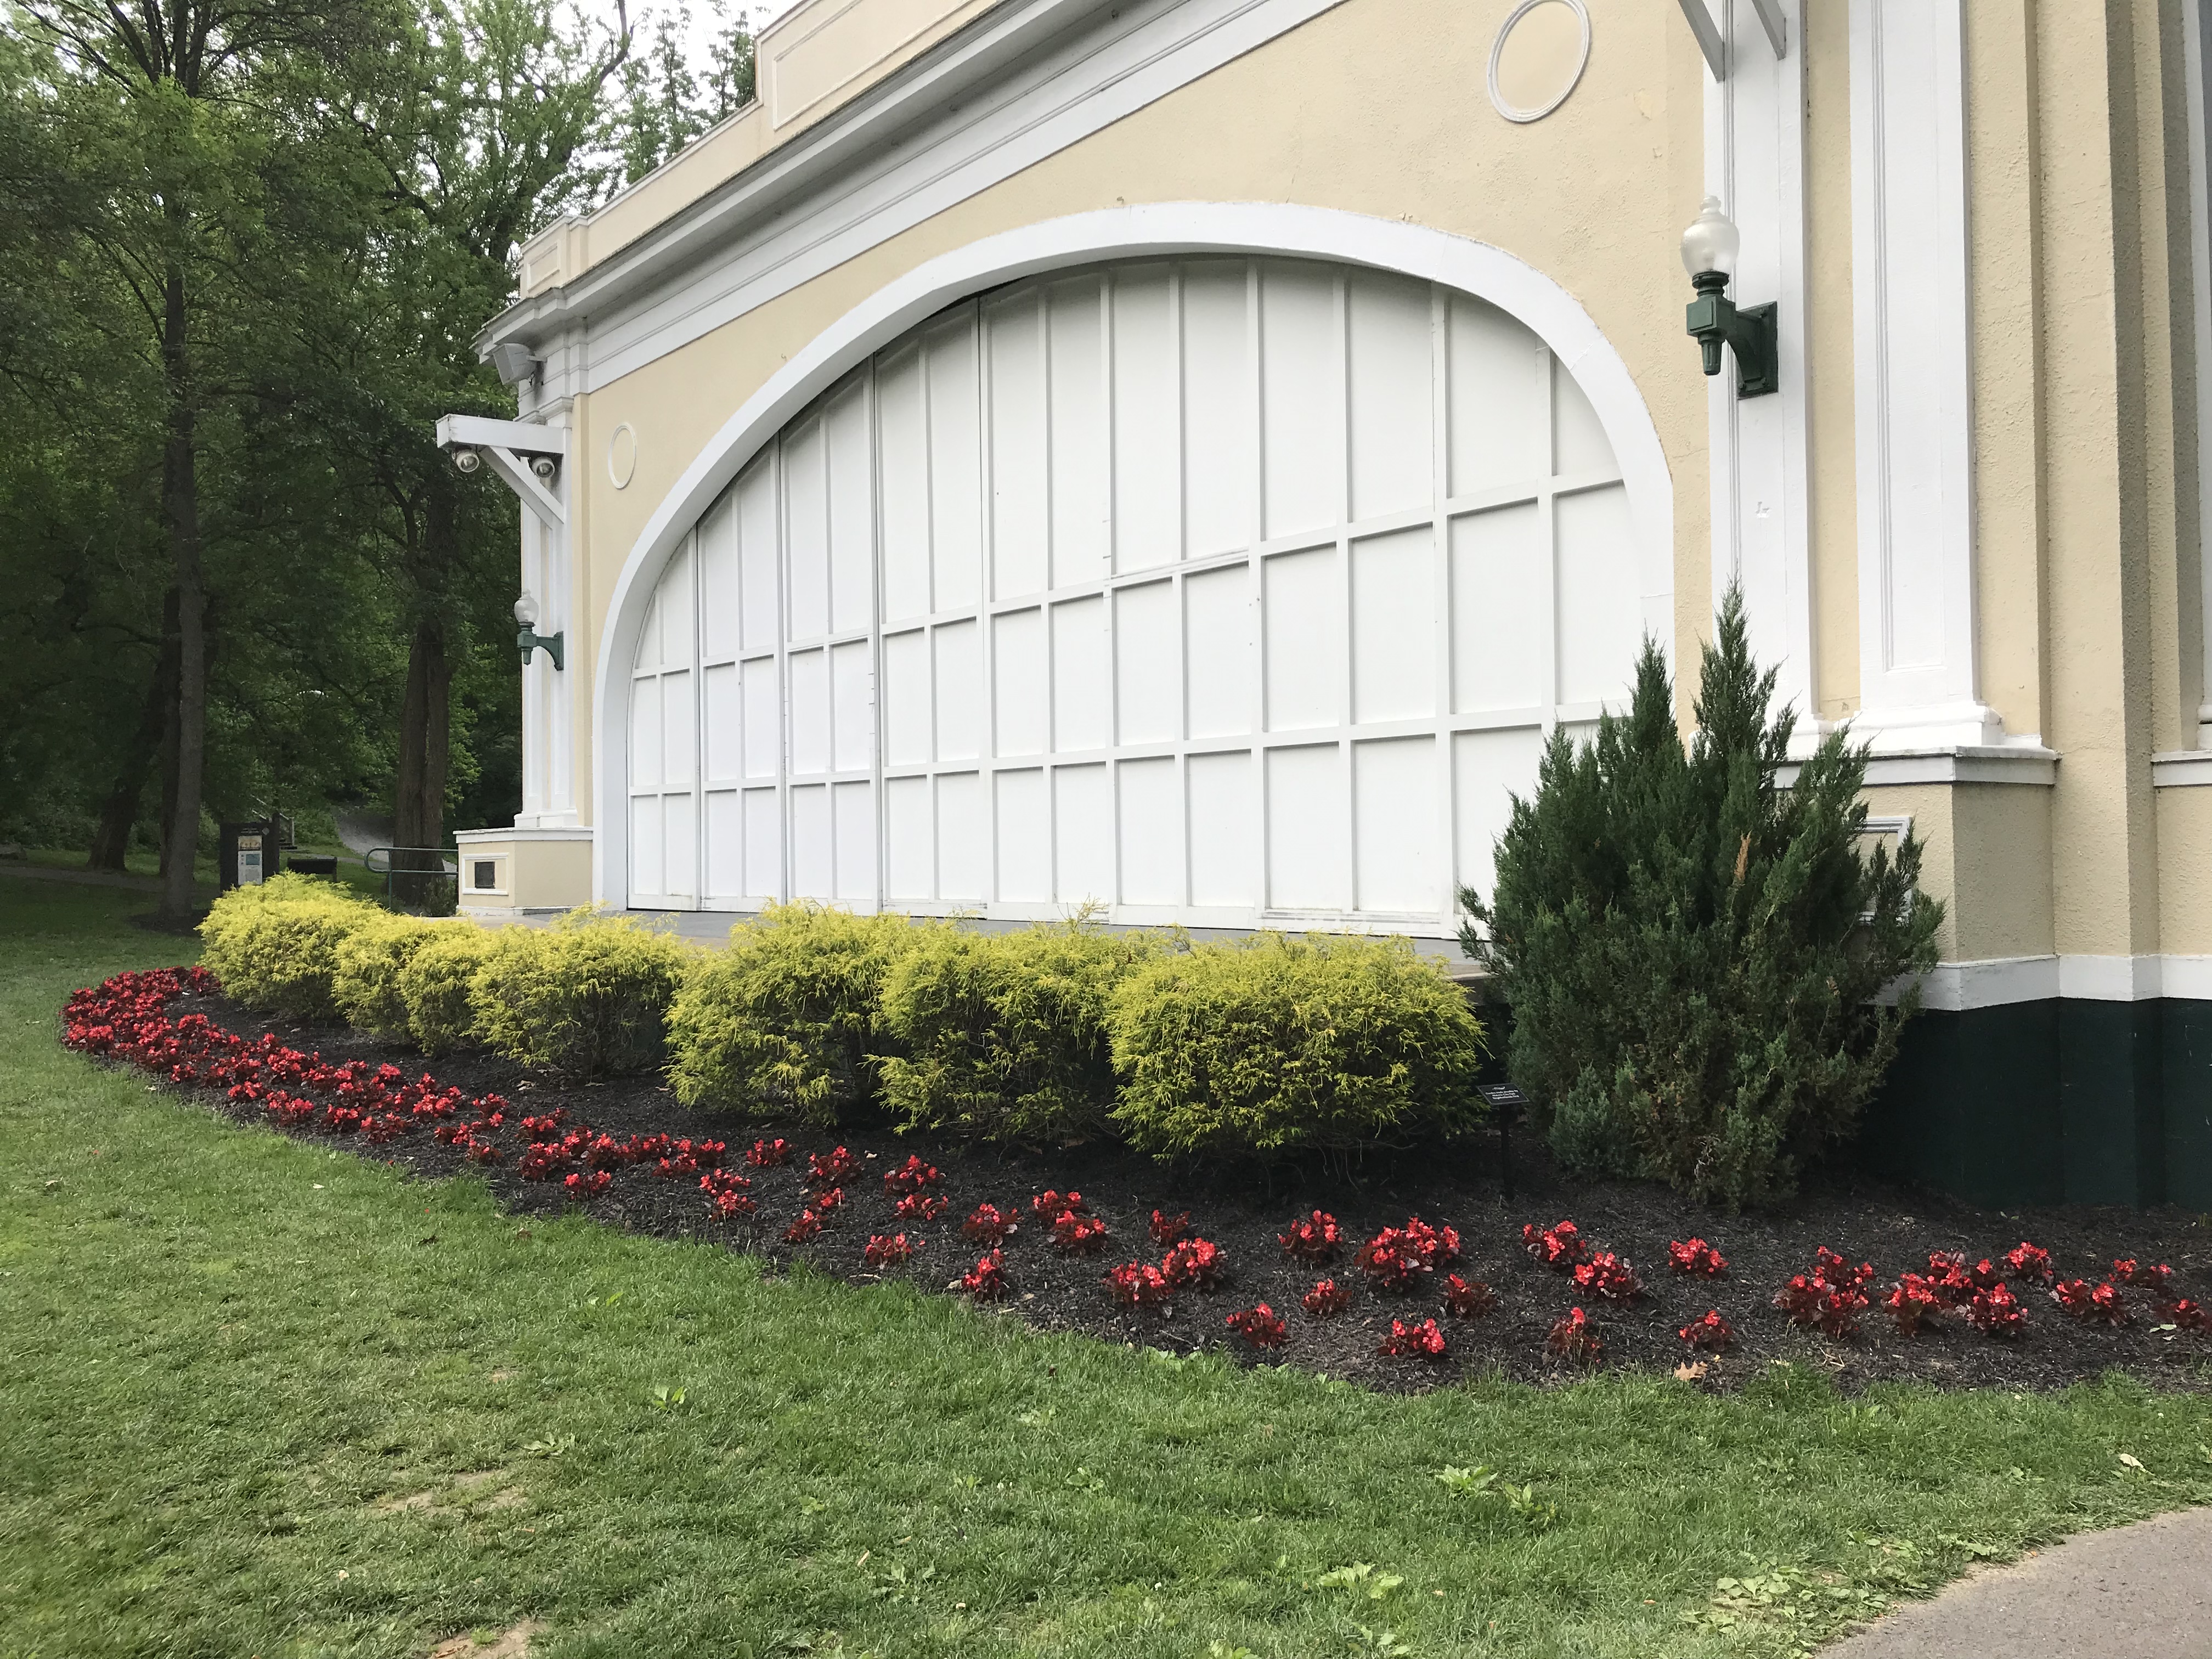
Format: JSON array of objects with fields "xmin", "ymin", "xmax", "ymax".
[
  {"xmin": 453, "ymin": 448, "xmax": 482, "ymax": 475},
  {"xmin": 531, "ymin": 455, "xmax": 558, "ymax": 481}
]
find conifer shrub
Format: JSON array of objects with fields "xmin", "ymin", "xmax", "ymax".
[
  {"xmin": 198, "ymin": 873, "xmax": 381, "ymax": 1022},
  {"xmin": 398, "ymin": 926, "xmax": 500, "ymax": 1056},
  {"xmin": 877, "ymin": 918, "xmax": 1170, "ymax": 1144},
  {"xmin": 331, "ymin": 912, "xmax": 449, "ymax": 1039},
  {"xmin": 665, "ymin": 902, "xmax": 931, "ymax": 1122},
  {"xmin": 1460, "ymin": 588, "xmax": 1942, "ymax": 1208},
  {"xmin": 470, "ymin": 911, "xmax": 694, "ymax": 1081},
  {"xmin": 1105, "ymin": 933, "xmax": 1487, "ymax": 1159}
]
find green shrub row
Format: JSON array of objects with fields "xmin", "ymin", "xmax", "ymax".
[
  {"xmin": 200, "ymin": 884, "xmax": 1488, "ymax": 1159},
  {"xmin": 200, "ymin": 878, "xmax": 692, "ymax": 1081}
]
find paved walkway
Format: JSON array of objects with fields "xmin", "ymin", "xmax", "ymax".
[{"xmin": 1826, "ymin": 1506, "xmax": 2212, "ymax": 1657}]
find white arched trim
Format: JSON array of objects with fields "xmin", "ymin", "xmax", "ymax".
[{"xmin": 591, "ymin": 201, "xmax": 1675, "ymax": 903}]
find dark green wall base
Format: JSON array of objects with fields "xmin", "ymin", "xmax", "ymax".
[{"xmin": 1861, "ymin": 998, "xmax": 2212, "ymax": 1210}]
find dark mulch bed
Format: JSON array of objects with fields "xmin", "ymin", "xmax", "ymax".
[{"xmin": 150, "ymin": 988, "xmax": 2212, "ymax": 1396}]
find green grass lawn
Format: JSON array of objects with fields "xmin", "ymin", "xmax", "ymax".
[{"xmin": 3, "ymin": 879, "xmax": 2209, "ymax": 1659}]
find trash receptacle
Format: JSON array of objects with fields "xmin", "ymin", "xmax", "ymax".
[
  {"xmin": 219, "ymin": 821, "xmax": 276, "ymax": 891},
  {"xmin": 285, "ymin": 853, "xmax": 338, "ymax": 878}
]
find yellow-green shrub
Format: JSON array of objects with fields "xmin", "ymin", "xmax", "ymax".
[
  {"xmin": 470, "ymin": 911, "xmax": 693, "ymax": 1080},
  {"xmin": 398, "ymin": 927, "xmax": 501, "ymax": 1056},
  {"xmin": 198, "ymin": 873, "xmax": 381, "ymax": 1021},
  {"xmin": 877, "ymin": 919, "xmax": 1171, "ymax": 1143},
  {"xmin": 1107, "ymin": 933, "xmax": 1488, "ymax": 1159},
  {"xmin": 331, "ymin": 913, "xmax": 448, "ymax": 1038},
  {"xmin": 667, "ymin": 902, "xmax": 931, "ymax": 1122}
]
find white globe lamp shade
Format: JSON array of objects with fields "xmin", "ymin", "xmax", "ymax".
[{"xmin": 1681, "ymin": 196, "xmax": 1741, "ymax": 280}]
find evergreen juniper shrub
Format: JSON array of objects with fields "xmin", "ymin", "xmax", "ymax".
[
  {"xmin": 330, "ymin": 912, "xmax": 448, "ymax": 1039},
  {"xmin": 197, "ymin": 872, "xmax": 381, "ymax": 1022},
  {"xmin": 1459, "ymin": 586, "xmax": 1941, "ymax": 1208},
  {"xmin": 1106, "ymin": 932, "xmax": 1487, "ymax": 1160},
  {"xmin": 397, "ymin": 925, "xmax": 500, "ymax": 1056},
  {"xmin": 665, "ymin": 902, "xmax": 934, "ymax": 1123},
  {"xmin": 470, "ymin": 910, "xmax": 692, "ymax": 1081}
]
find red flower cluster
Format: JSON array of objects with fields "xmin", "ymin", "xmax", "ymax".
[
  {"xmin": 1105, "ymin": 1262, "xmax": 1172, "ymax": 1305},
  {"xmin": 1032, "ymin": 1189, "xmax": 1087, "ymax": 1217},
  {"xmin": 652, "ymin": 1137, "xmax": 726, "ymax": 1178},
  {"xmin": 1379, "ymin": 1317, "xmax": 1448, "ymax": 1359},
  {"xmin": 1161, "ymin": 1236, "xmax": 1224, "ymax": 1290},
  {"xmin": 2004, "ymin": 1241, "xmax": 2054, "ymax": 1283},
  {"xmin": 1667, "ymin": 1237, "xmax": 1728, "ymax": 1277},
  {"xmin": 805, "ymin": 1146, "xmax": 860, "ymax": 1189},
  {"xmin": 2171, "ymin": 1299, "xmax": 2209, "ymax": 1331},
  {"xmin": 1303, "ymin": 1278, "xmax": 1352, "ymax": 1318},
  {"xmin": 701, "ymin": 1167, "xmax": 755, "ymax": 1220},
  {"xmin": 1572, "ymin": 1251, "xmax": 1644, "ymax": 1304},
  {"xmin": 1051, "ymin": 1211, "xmax": 1111, "ymax": 1255},
  {"xmin": 864, "ymin": 1232, "xmax": 922, "ymax": 1267},
  {"xmin": 747, "ymin": 1137, "xmax": 791, "ymax": 1167},
  {"xmin": 2113, "ymin": 1259, "xmax": 2174, "ymax": 1294},
  {"xmin": 811, "ymin": 1185, "xmax": 845, "ymax": 1214},
  {"xmin": 894, "ymin": 1191, "xmax": 946, "ymax": 1222},
  {"xmin": 961, "ymin": 1203, "xmax": 1019, "ymax": 1244},
  {"xmin": 1775, "ymin": 1248, "xmax": 1875, "ymax": 1338},
  {"xmin": 1441, "ymin": 1274, "xmax": 1498, "ymax": 1318},
  {"xmin": 1149, "ymin": 1209, "xmax": 1189, "ymax": 1246},
  {"xmin": 1884, "ymin": 1274, "xmax": 1948, "ymax": 1337},
  {"xmin": 1522, "ymin": 1219, "xmax": 1588, "ymax": 1269},
  {"xmin": 1357, "ymin": 1217, "xmax": 1462, "ymax": 1290},
  {"xmin": 2054, "ymin": 1278, "xmax": 2129, "ymax": 1325},
  {"xmin": 883, "ymin": 1154, "xmax": 941, "ymax": 1195},
  {"xmin": 1225, "ymin": 1304, "xmax": 1288, "ymax": 1348},
  {"xmin": 1678, "ymin": 1310, "xmax": 1734, "ymax": 1351},
  {"xmin": 960, "ymin": 1249, "xmax": 1008, "ymax": 1301},
  {"xmin": 1921, "ymin": 1251, "xmax": 1981, "ymax": 1304},
  {"xmin": 563, "ymin": 1169, "xmax": 612, "ymax": 1201},
  {"xmin": 1278, "ymin": 1210, "xmax": 1342, "ymax": 1262},
  {"xmin": 1967, "ymin": 1282, "xmax": 2028, "ymax": 1338},
  {"xmin": 1545, "ymin": 1307, "xmax": 1601, "ymax": 1363},
  {"xmin": 784, "ymin": 1209, "xmax": 825, "ymax": 1244}
]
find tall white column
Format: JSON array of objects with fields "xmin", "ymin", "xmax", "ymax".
[
  {"xmin": 1702, "ymin": 0, "xmax": 1818, "ymax": 735},
  {"xmin": 1848, "ymin": 0, "xmax": 2003, "ymax": 749}
]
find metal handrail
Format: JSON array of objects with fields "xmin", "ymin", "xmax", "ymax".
[{"xmin": 365, "ymin": 846, "xmax": 460, "ymax": 916}]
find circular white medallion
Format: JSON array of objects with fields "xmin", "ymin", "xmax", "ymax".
[
  {"xmin": 608, "ymin": 421, "xmax": 638, "ymax": 489},
  {"xmin": 1488, "ymin": 0, "xmax": 1591, "ymax": 125}
]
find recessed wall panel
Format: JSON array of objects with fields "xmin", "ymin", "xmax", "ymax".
[
  {"xmin": 788, "ymin": 648, "xmax": 829, "ymax": 776},
  {"xmin": 661, "ymin": 669, "xmax": 695, "ymax": 789},
  {"xmin": 1347, "ymin": 272, "xmax": 1434, "ymax": 521},
  {"xmin": 1447, "ymin": 296, "xmax": 1543, "ymax": 498},
  {"xmin": 995, "ymin": 768, "xmax": 1049, "ymax": 902},
  {"xmin": 1263, "ymin": 545, "xmax": 1340, "ymax": 732},
  {"xmin": 1048, "ymin": 278, "xmax": 1110, "ymax": 588},
  {"xmin": 703, "ymin": 789, "xmax": 742, "ymax": 901},
  {"xmin": 927, "ymin": 315, "xmax": 983, "ymax": 613},
  {"xmin": 1261, "ymin": 263, "xmax": 1340, "ymax": 539},
  {"xmin": 1052, "ymin": 595, "xmax": 1109, "ymax": 752},
  {"xmin": 882, "ymin": 628, "xmax": 930, "ymax": 766},
  {"xmin": 1186, "ymin": 749, "xmax": 1254, "ymax": 907},
  {"xmin": 936, "ymin": 771, "xmax": 986, "ymax": 901},
  {"xmin": 885, "ymin": 775, "xmax": 932, "ymax": 901},
  {"xmin": 737, "ymin": 458, "xmax": 780, "ymax": 653},
  {"xmin": 1117, "ymin": 756, "xmax": 1181, "ymax": 904},
  {"xmin": 1450, "ymin": 504, "xmax": 1545, "ymax": 713},
  {"xmin": 1453, "ymin": 726, "xmax": 1545, "ymax": 911},
  {"xmin": 833, "ymin": 780, "xmax": 874, "ymax": 905},
  {"xmin": 877, "ymin": 343, "xmax": 930, "ymax": 622},
  {"xmin": 1115, "ymin": 579, "xmax": 1178, "ymax": 744},
  {"xmin": 698, "ymin": 494, "xmax": 741, "ymax": 661},
  {"xmin": 1114, "ymin": 265, "xmax": 1180, "ymax": 573},
  {"xmin": 1555, "ymin": 483, "xmax": 1641, "ymax": 707},
  {"xmin": 1182, "ymin": 260, "xmax": 1253, "ymax": 559},
  {"xmin": 630, "ymin": 795, "xmax": 663, "ymax": 898},
  {"xmin": 933, "ymin": 618, "xmax": 983, "ymax": 761},
  {"xmin": 664, "ymin": 791, "xmax": 697, "ymax": 901},
  {"xmin": 1351, "ymin": 524, "xmax": 1435, "ymax": 723},
  {"xmin": 630, "ymin": 675, "xmax": 662, "ymax": 791},
  {"xmin": 987, "ymin": 291, "xmax": 1048, "ymax": 599},
  {"xmin": 832, "ymin": 639, "xmax": 872, "ymax": 772},
  {"xmin": 743, "ymin": 787, "xmax": 782, "ymax": 899},
  {"xmin": 785, "ymin": 416, "xmax": 830, "ymax": 640},
  {"xmin": 1184, "ymin": 563, "xmax": 1254, "ymax": 738},
  {"xmin": 741, "ymin": 657, "xmax": 780, "ymax": 780},
  {"xmin": 1266, "ymin": 742, "xmax": 1348, "ymax": 911},
  {"xmin": 826, "ymin": 379, "xmax": 874, "ymax": 633},
  {"xmin": 790, "ymin": 783, "xmax": 832, "ymax": 899},
  {"xmin": 703, "ymin": 663, "xmax": 741, "ymax": 783},
  {"xmin": 993, "ymin": 606, "xmax": 1047, "ymax": 757},
  {"xmin": 1353, "ymin": 736, "xmax": 1435, "ymax": 912},
  {"xmin": 1551, "ymin": 357, "xmax": 1617, "ymax": 478},
  {"xmin": 1053, "ymin": 763, "xmax": 1113, "ymax": 905}
]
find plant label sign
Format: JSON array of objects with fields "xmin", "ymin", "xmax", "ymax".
[{"xmin": 1477, "ymin": 1084, "xmax": 1526, "ymax": 1113}]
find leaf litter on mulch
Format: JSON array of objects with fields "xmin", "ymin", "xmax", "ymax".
[{"xmin": 147, "ymin": 989, "xmax": 2212, "ymax": 1396}]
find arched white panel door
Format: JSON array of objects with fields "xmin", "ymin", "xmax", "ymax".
[{"xmin": 628, "ymin": 256, "xmax": 1643, "ymax": 933}]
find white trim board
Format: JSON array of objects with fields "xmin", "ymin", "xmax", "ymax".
[
  {"xmin": 1906, "ymin": 953, "xmax": 2212, "ymax": 1011},
  {"xmin": 1774, "ymin": 743, "xmax": 2058, "ymax": 787},
  {"xmin": 588, "ymin": 204, "xmax": 1678, "ymax": 909},
  {"xmin": 2151, "ymin": 749, "xmax": 2212, "ymax": 786},
  {"xmin": 490, "ymin": 0, "xmax": 1353, "ymax": 399}
]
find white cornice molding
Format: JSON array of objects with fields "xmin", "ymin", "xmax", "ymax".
[
  {"xmin": 2151, "ymin": 749, "xmax": 2212, "ymax": 786},
  {"xmin": 1906, "ymin": 953, "xmax": 2212, "ymax": 1010},
  {"xmin": 483, "ymin": 0, "xmax": 1352, "ymax": 396},
  {"xmin": 1775, "ymin": 743, "xmax": 2058, "ymax": 787}
]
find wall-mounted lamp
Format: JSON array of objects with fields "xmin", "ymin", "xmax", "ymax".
[
  {"xmin": 515, "ymin": 592, "xmax": 565, "ymax": 670},
  {"xmin": 1682, "ymin": 196, "xmax": 1778, "ymax": 398}
]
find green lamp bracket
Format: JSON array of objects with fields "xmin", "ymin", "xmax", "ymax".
[
  {"xmin": 1685, "ymin": 271, "xmax": 1779, "ymax": 399},
  {"xmin": 518, "ymin": 627, "xmax": 565, "ymax": 672}
]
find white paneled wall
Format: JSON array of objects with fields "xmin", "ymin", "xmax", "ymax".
[{"xmin": 628, "ymin": 257, "xmax": 1642, "ymax": 932}]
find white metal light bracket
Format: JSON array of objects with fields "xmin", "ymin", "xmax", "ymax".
[
  {"xmin": 435, "ymin": 413, "xmax": 568, "ymax": 532},
  {"xmin": 1678, "ymin": 0, "xmax": 1786, "ymax": 81}
]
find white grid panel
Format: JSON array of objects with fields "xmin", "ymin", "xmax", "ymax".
[{"xmin": 629, "ymin": 257, "xmax": 1640, "ymax": 934}]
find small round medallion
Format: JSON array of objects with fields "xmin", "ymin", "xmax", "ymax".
[
  {"xmin": 608, "ymin": 421, "xmax": 638, "ymax": 490},
  {"xmin": 1489, "ymin": 0, "xmax": 1592, "ymax": 125}
]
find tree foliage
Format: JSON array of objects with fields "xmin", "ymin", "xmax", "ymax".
[{"xmin": 1460, "ymin": 588, "xmax": 1943, "ymax": 1207}]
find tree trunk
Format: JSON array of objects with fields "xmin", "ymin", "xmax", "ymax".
[
  {"xmin": 156, "ymin": 254, "xmax": 208, "ymax": 929},
  {"xmin": 392, "ymin": 477, "xmax": 456, "ymax": 910},
  {"xmin": 89, "ymin": 588, "xmax": 180, "ymax": 871}
]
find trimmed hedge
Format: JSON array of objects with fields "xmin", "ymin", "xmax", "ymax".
[
  {"xmin": 199, "ymin": 874, "xmax": 383, "ymax": 1022},
  {"xmin": 397, "ymin": 926, "xmax": 501, "ymax": 1057},
  {"xmin": 877, "ymin": 919, "xmax": 1171, "ymax": 1144},
  {"xmin": 667, "ymin": 902, "xmax": 930, "ymax": 1122},
  {"xmin": 471, "ymin": 911, "xmax": 693, "ymax": 1081},
  {"xmin": 331, "ymin": 913, "xmax": 448, "ymax": 1039},
  {"xmin": 1107, "ymin": 933, "xmax": 1487, "ymax": 1159}
]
